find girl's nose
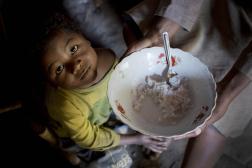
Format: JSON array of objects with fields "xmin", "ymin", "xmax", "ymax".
[{"xmin": 72, "ymin": 59, "xmax": 82, "ymax": 75}]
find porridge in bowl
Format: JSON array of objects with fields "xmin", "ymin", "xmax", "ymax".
[{"xmin": 132, "ymin": 74, "xmax": 191, "ymax": 125}]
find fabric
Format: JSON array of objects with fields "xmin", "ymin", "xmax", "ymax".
[
  {"xmin": 170, "ymin": 0, "xmax": 252, "ymax": 137},
  {"xmin": 45, "ymin": 58, "xmax": 120, "ymax": 151},
  {"xmin": 126, "ymin": 0, "xmax": 203, "ymax": 32},
  {"xmin": 213, "ymin": 45, "xmax": 252, "ymax": 138},
  {"xmin": 63, "ymin": 0, "xmax": 127, "ymax": 57},
  {"xmin": 213, "ymin": 83, "xmax": 252, "ymax": 138},
  {"xmin": 127, "ymin": 0, "xmax": 252, "ymax": 82},
  {"xmin": 155, "ymin": 0, "xmax": 204, "ymax": 31},
  {"xmin": 172, "ymin": 0, "xmax": 252, "ymax": 82},
  {"xmin": 235, "ymin": 51, "xmax": 252, "ymax": 80},
  {"xmin": 88, "ymin": 146, "xmax": 133, "ymax": 168}
]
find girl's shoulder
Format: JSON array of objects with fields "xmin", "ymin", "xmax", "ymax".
[
  {"xmin": 98, "ymin": 48, "xmax": 117, "ymax": 61},
  {"xmin": 45, "ymin": 85, "xmax": 86, "ymax": 117},
  {"xmin": 46, "ymin": 85, "xmax": 74, "ymax": 108},
  {"xmin": 96, "ymin": 48, "xmax": 117, "ymax": 74}
]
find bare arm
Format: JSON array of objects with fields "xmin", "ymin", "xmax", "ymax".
[
  {"xmin": 125, "ymin": 0, "xmax": 204, "ymax": 55},
  {"xmin": 125, "ymin": 16, "xmax": 180, "ymax": 55},
  {"xmin": 172, "ymin": 69, "xmax": 251, "ymax": 140},
  {"xmin": 207, "ymin": 69, "xmax": 251, "ymax": 124}
]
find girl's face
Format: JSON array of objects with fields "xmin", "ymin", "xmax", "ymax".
[{"xmin": 41, "ymin": 30, "xmax": 98, "ymax": 89}]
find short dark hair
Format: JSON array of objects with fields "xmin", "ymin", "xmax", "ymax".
[{"xmin": 35, "ymin": 11, "xmax": 82, "ymax": 58}]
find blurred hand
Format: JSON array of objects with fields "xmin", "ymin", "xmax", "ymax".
[
  {"xmin": 172, "ymin": 122, "xmax": 207, "ymax": 140},
  {"xmin": 125, "ymin": 16, "xmax": 180, "ymax": 56},
  {"xmin": 138, "ymin": 134, "xmax": 172, "ymax": 153}
]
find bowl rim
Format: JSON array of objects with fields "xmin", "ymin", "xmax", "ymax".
[{"xmin": 108, "ymin": 47, "xmax": 218, "ymax": 138}]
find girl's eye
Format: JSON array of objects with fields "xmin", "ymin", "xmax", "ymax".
[
  {"xmin": 56, "ymin": 65, "xmax": 64, "ymax": 75},
  {"xmin": 70, "ymin": 45, "xmax": 78, "ymax": 54}
]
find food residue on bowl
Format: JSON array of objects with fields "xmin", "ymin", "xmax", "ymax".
[
  {"xmin": 132, "ymin": 74, "xmax": 191, "ymax": 125},
  {"xmin": 116, "ymin": 100, "xmax": 126, "ymax": 114}
]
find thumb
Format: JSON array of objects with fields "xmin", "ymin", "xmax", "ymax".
[{"xmin": 173, "ymin": 128, "xmax": 202, "ymax": 140}]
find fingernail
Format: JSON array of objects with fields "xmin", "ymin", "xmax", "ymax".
[{"xmin": 195, "ymin": 128, "xmax": 201, "ymax": 135}]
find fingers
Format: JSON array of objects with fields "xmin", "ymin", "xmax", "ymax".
[
  {"xmin": 144, "ymin": 142, "xmax": 169, "ymax": 153},
  {"xmin": 124, "ymin": 38, "xmax": 152, "ymax": 56},
  {"xmin": 144, "ymin": 136, "xmax": 170, "ymax": 144},
  {"xmin": 142, "ymin": 136, "xmax": 172, "ymax": 153},
  {"xmin": 173, "ymin": 127, "xmax": 202, "ymax": 140},
  {"xmin": 147, "ymin": 144, "xmax": 167, "ymax": 154},
  {"xmin": 149, "ymin": 137, "xmax": 172, "ymax": 146}
]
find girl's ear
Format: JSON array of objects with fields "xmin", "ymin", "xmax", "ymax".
[{"xmin": 86, "ymin": 40, "xmax": 91, "ymax": 46}]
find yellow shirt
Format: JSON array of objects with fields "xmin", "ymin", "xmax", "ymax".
[{"xmin": 45, "ymin": 59, "xmax": 120, "ymax": 151}]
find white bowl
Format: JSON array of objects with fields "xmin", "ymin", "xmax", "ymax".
[{"xmin": 108, "ymin": 47, "xmax": 217, "ymax": 138}]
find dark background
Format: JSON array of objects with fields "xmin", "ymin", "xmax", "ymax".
[{"xmin": 0, "ymin": 0, "xmax": 141, "ymax": 167}]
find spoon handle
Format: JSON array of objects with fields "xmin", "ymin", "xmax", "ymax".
[{"xmin": 162, "ymin": 32, "xmax": 171, "ymax": 71}]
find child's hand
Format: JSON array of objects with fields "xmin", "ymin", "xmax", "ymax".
[
  {"xmin": 138, "ymin": 134, "xmax": 172, "ymax": 153},
  {"xmin": 120, "ymin": 133, "xmax": 171, "ymax": 153}
]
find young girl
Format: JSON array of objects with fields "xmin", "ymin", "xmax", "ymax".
[{"xmin": 36, "ymin": 12, "xmax": 170, "ymax": 163}]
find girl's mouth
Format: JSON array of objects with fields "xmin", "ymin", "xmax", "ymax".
[{"xmin": 80, "ymin": 66, "xmax": 91, "ymax": 80}]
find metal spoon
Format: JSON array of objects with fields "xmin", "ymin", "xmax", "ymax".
[{"xmin": 162, "ymin": 32, "xmax": 173, "ymax": 85}]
